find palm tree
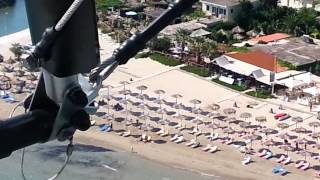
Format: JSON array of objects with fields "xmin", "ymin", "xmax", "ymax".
[
  {"xmin": 188, "ymin": 36, "xmax": 205, "ymax": 64},
  {"xmin": 283, "ymin": 14, "xmax": 300, "ymax": 36},
  {"xmin": 9, "ymin": 43, "xmax": 23, "ymax": 61},
  {"xmin": 174, "ymin": 29, "xmax": 191, "ymax": 62}
]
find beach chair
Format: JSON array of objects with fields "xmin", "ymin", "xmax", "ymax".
[
  {"xmin": 208, "ymin": 146, "xmax": 218, "ymax": 153},
  {"xmin": 202, "ymin": 144, "xmax": 212, "ymax": 151},
  {"xmin": 314, "ymin": 171, "xmax": 320, "ymax": 178},
  {"xmin": 274, "ymin": 113, "xmax": 286, "ymax": 119},
  {"xmin": 272, "ymin": 165, "xmax": 286, "ymax": 175},
  {"xmin": 276, "ymin": 155, "xmax": 286, "ymax": 163},
  {"xmin": 147, "ymin": 135, "xmax": 152, "ymax": 142},
  {"xmin": 256, "ymin": 149, "xmax": 268, "ymax": 157},
  {"xmin": 241, "ymin": 156, "xmax": 251, "ymax": 165},
  {"xmin": 174, "ymin": 136, "xmax": 184, "ymax": 143},
  {"xmin": 264, "ymin": 151, "xmax": 273, "ymax": 159},
  {"xmin": 160, "ymin": 130, "xmax": 169, "ymax": 137},
  {"xmin": 123, "ymin": 131, "xmax": 131, "ymax": 137},
  {"xmin": 300, "ymin": 162, "xmax": 310, "ymax": 170},
  {"xmin": 141, "ymin": 134, "xmax": 147, "ymax": 141},
  {"xmin": 0, "ymin": 90, "xmax": 8, "ymax": 99},
  {"xmin": 177, "ymin": 125, "xmax": 186, "ymax": 131},
  {"xmin": 191, "ymin": 142, "xmax": 200, "ymax": 148},
  {"xmin": 156, "ymin": 128, "xmax": 165, "ymax": 135},
  {"xmin": 185, "ymin": 139, "xmax": 196, "ymax": 146},
  {"xmin": 225, "ymin": 138, "xmax": 233, "ymax": 145},
  {"xmin": 188, "ymin": 127, "xmax": 199, "ymax": 135},
  {"xmin": 91, "ymin": 120, "xmax": 96, "ymax": 126},
  {"xmin": 5, "ymin": 96, "xmax": 16, "ymax": 103},
  {"xmin": 282, "ymin": 156, "xmax": 291, "ymax": 165},
  {"xmin": 295, "ymin": 160, "xmax": 305, "ymax": 169},
  {"xmin": 99, "ymin": 124, "xmax": 111, "ymax": 131},
  {"xmin": 170, "ymin": 134, "xmax": 179, "ymax": 141},
  {"xmin": 174, "ymin": 122, "xmax": 182, "ymax": 129},
  {"xmin": 195, "ymin": 130, "xmax": 202, "ymax": 136}
]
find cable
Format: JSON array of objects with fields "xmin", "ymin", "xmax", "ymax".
[{"xmin": 55, "ymin": 0, "xmax": 85, "ymax": 31}]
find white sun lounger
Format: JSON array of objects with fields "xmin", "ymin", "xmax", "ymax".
[
  {"xmin": 277, "ymin": 155, "xmax": 286, "ymax": 163},
  {"xmin": 282, "ymin": 156, "xmax": 291, "ymax": 165},
  {"xmin": 174, "ymin": 136, "xmax": 184, "ymax": 143},
  {"xmin": 160, "ymin": 130, "xmax": 169, "ymax": 137},
  {"xmin": 208, "ymin": 146, "xmax": 218, "ymax": 153},
  {"xmin": 191, "ymin": 142, "xmax": 200, "ymax": 148},
  {"xmin": 242, "ymin": 156, "xmax": 251, "ymax": 165},
  {"xmin": 188, "ymin": 127, "xmax": 199, "ymax": 134},
  {"xmin": 123, "ymin": 131, "xmax": 131, "ymax": 137},
  {"xmin": 156, "ymin": 129, "xmax": 165, "ymax": 135},
  {"xmin": 202, "ymin": 144, "xmax": 212, "ymax": 151},
  {"xmin": 170, "ymin": 134, "xmax": 179, "ymax": 141},
  {"xmin": 185, "ymin": 139, "xmax": 196, "ymax": 146}
]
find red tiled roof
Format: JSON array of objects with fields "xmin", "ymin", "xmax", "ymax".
[
  {"xmin": 249, "ymin": 33, "xmax": 290, "ymax": 43},
  {"xmin": 226, "ymin": 51, "xmax": 287, "ymax": 73}
]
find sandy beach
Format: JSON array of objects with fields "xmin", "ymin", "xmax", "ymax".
[{"xmin": 0, "ymin": 29, "xmax": 319, "ymax": 180}]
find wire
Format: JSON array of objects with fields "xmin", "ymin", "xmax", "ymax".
[{"xmin": 55, "ymin": 0, "xmax": 85, "ymax": 31}]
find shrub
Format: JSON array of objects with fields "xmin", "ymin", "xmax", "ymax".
[
  {"xmin": 181, "ymin": 65, "xmax": 209, "ymax": 77},
  {"xmin": 149, "ymin": 53, "xmax": 181, "ymax": 66}
]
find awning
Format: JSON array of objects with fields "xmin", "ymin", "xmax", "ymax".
[
  {"xmin": 214, "ymin": 56, "xmax": 230, "ymax": 66},
  {"xmin": 190, "ymin": 29, "xmax": 211, "ymax": 37},
  {"xmin": 252, "ymin": 69, "xmax": 265, "ymax": 79}
]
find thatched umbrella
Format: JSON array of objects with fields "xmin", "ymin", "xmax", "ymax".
[
  {"xmin": 171, "ymin": 94, "xmax": 183, "ymax": 104},
  {"xmin": 154, "ymin": 89, "xmax": 166, "ymax": 100},
  {"xmin": 282, "ymin": 145, "xmax": 294, "ymax": 155},
  {"xmin": 137, "ymin": 85, "xmax": 148, "ymax": 96},
  {"xmin": 190, "ymin": 99, "xmax": 202, "ymax": 110},
  {"xmin": 232, "ymin": 26, "xmax": 245, "ymax": 34},
  {"xmin": 263, "ymin": 139, "xmax": 275, "ymax": 147},
  {"xmin": 292, "ymin": 116, "xmax": 303, "ymax": 128},
  {"xmin": 244, "ymin": 134, "xmax": 260, "ymax": 149},
  {"xmin": 294, "ymin": 127, "xmax": 307, "ymax": 138},
  {"xmin": 223, "ymin": 108, "xmax": 236, "ymax": 115},
  {"xmin": 255, "ymin": 116, "xmax": 267, "ymax": 126},
  {"xmin": 14, "ymin": 69, "xmax": 25, "ymax": 77},
  {"xmin": 223, "ymin": 127, "xmax": 235, "ymax": 137},
  {"xmin": 209, "ymin": 103, "xmax": 220, "ymax": 111},
  {"xmin": 154, "ymin": 99, "xmax": 165, "ymax": 111},
  {"xmin": 120, "ymin": 81, "xmax": 130, "ymax": 90},
  {"xmin": 309, "ymin": 121, "xmax": 320, "ymax": 132},
  {"xmin": 240, "ymin": 112, "xmax": 252, "ymax": 122},
  {"xmin": 0, "ymin": 81, "xmax": 11, "ymax": 90},
  {"xmin": 26, "ymin": 73, "xmax": 37, "ymax": 81},
  {"xmin": 192, "ymin": 117, "xmax": 203, "ymax": 129},
  {"xmin": 260, "ymin": 128, "xmax": 275, "ymax": 137},
  {"xmin": 0, "ymin": 74, "xmax": 10, "ymax": 82}
]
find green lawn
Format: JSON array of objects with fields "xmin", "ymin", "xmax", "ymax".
[
  {"xmin": 212, "ymin": 78, "xmax": 247, "ymax": 91},
  {"xmin": 96, "ymin": 0, "xmax": 123, "ymax": 9},
  {"xmin": 135, "ymin": 52, "xmax": 150, "ymax": 59},
  {"xmin": 181, "ymin": 65, "xmax": 209, "ymax": 77},
  {"xmin": 245, "ymin": 91, "xmax": 275, "ymax": 99},
  {"xmin": 149, "ymin": 53, "xmax": 182, "ymax": 66},
  {"xmin": 227, "ymin": 46, "xmax": 250, "ymax": 53}
]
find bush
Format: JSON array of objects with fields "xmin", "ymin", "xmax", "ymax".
[
  {"xmin": 246, "ymin": 91, "xmax": 275, "ymax": 99},
  {"xmin": 149, "ymin": 37, "xmax": 172, "ymax": 52},
  {"xmin": 227, "ymin": 46, "xmax": 250, "ymax": 53},
  {"xmin": 181, "ymin": 65, "xmax": 209, "ymax": 77},
  {"xmin": 135, "ymin": 52, "xmax": 150, "ymax": 59},
  {"xmin": 149, "ymin": 53, "xmax": 181, "ymax": 66},
  {"xmin": 186, "ymin": 9, "xmax": 206, "ymax": 19},
  {"xmin": 212, "ymin": 78, "xmax": 248, "ymax": 91},
  {"xmin": 277, "ymin": 58, "xmax": 296, "ymax": 70},
  {"xmin": 96, "ymin": 0, "xmax": 123, "ymax": 9},
  {"xmin": 101, "ymin": 26, "xmax": 112, "ymax": 34}
]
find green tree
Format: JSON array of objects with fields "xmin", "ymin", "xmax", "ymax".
[
  {"xmin": 174, "ymin": 29, "xmax": 191, "ymax": 61},
  {"xmin": 258, "ymin": 0, "xmax": 278, "ymax": 9},
  {"xmin": 149, "ymin": 37, "xmax": 172, "ymax": 52},
  {"xmin": 9, "ymin": 43, "xmax": 23, "ymax": 61},
  {"xmin": 188, "ymin": 37, "xmax": 205, "ymax": 64},
  {"xmin": 283, "ymin": 14, "xmax": 299, "ymax": 35},
  {"xmin": 234, "ymin": 0, "xmax": 255, "ymax": 30}
]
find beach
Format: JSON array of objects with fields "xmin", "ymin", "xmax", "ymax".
[{"xmin": 0, "ymin": 29, "xmax": 318, "ymax": 180}]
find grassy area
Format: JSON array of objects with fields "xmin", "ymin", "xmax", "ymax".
[
  {"xmin": 149, "ymin": 53, "xmax": 182, "ymax": 66},
  {"xmin": 245, "ymin": 91, "xmax": 275, "ymax": 99},
  {"xmin": 212, "ymin": 78, "xmax": 247, "ymax": 91},
  {"xmin": 186, "ymin": 9, "xmax": 206, "ymax": 19},
  {"xmin": 135, "ymin": 52, "xmax": 150, "ymax": 59},
  {"xmin": 96, "ymin": 0, "xmax": 123, "ymax": 9},
  {"xmin": 227, "ymin": 46, "xmax": 250, "ymax": 53},
  {"xmin": 277, "ymin": 58, "xmax": 297, "ymax": 70},
  {"xmin": 181, "ymin": 65, "xmax": 209, "ymax": 77}
]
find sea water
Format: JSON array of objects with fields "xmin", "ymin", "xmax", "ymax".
[{"xmin": 0, "ymin": 141, "xmax": 222, "ymax": 180}]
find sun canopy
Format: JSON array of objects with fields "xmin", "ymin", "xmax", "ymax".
[{"xmin": 190, "ymin": 29, "xmax": 211, "ymax": 37}]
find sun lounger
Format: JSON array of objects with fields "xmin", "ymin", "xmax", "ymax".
[
  {"xmin": 272, "ymin": 165, "xmax": 286, "ymax": 175},
  {"xmin": 225, "ymin": 138, "xmax": 233, "ymax": 145},
  {"xmin": 256, "ymin": 149, "xmax": 267, "ymax": 157},
  {"xmin": 208, "ymin": 146, "xmax": 218, "ymax": 153},
  {"xmin": 188, "ymin": 127, "xmax": 200, "ymax": 135},
  {"xmin": 156, "ymin": 129, "xmax": 165, "ymax": 135},
  {"xmin": 170, "ymin": 134, "xmax": 179, "ymax": 141},
  {"xmin": 174, "ymin": 122, "xmax": 182, "ymax": 129},
  {"xmin": 99, "ymin": 124, "xmax": 111, "ymax": 131},
  {"xmin": 207, "ymin": 133, "xmax": 219, "ymax": 141},
  {"xmin": 177, "ymin": 125, "xmax": 186, "ymax": 131},
  {"xmin": 174, "ymin": 136, "xmax": 184, "ymax": 143},
  {"xmin": 274, "ymin": 113, "xmax": 287, "ymax": 119},
  {"xmin": 276, "ymin": 155, "xmax": 286, "ymax": 163},
  {"xmin": 5, "ymin": 96, "xmax": 16, "ymax": 103},
  {"xmin": 191, "ymin": 142, "xmax": 200, "ymax": 148},
  {"xmin": 195, "ymin": 131, "xmax": 202, "ymax": 136},
  {"xmin": 278, "ymin": 114, "xmax": 291, "ymax": 121},
  {"xmin": 264, "ymin": 151, "xmax": 273, "ymax": 159},
  {"xmin": 314, "ymin": 171, "xmax": 320, "ymax": 178},
  {"xmin": 202, "ymin": 144, "xmax": 212, "ymax": 151},
  {"xmin": 295, "ymin": 161, "xmax": 305, "ymax": 168},
  {"xmin": 241, "ymin": 156, "xmax": 251, "ymax": 165},
  {"xmin": 186, "ymin": 139, "xmax": 196, "ymax": 146},
  {"xmin": 123, "ymin": 131, "xmax": 131, "ymax": 137},
  {"xmin": 160, "ymin": 130, "xmax": 169, "ymax": 137},
  {"xmin": 90, "ymin": 120, "xmax": 96, "ymax": 126},
  {"xmin": 282, "ymin": 156, "xmax": 291, "ymax": 165},
  {"xmin": 0, "ymin": 90, "xmax": 8, "ymax": 99},
  {"xmin": 300, "ymin": 162, "xmax": 310, "ymax": 170}
]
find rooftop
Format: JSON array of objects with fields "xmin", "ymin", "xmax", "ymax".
[
  {"xmin": 225, "ymin": 51, "xmax": 286, "ymax": 73},
  {"xmin": 252, "ymin": 37, "xmax": 320, "ymax": 66},
  {"xmin": 200, "ymin": 0, "xmax": 257, "ymax": 6},
  {"xmin": 249, "ymin": 33, "xmax": 290, "ymax": 43}
]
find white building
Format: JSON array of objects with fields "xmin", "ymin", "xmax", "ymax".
[
  {"xmin": 278, "ymin": 0, "xmax": 315, "ymax": 9},
  {"xmin": 200, "ymin": 0, "xmax": 258, "ymax": 21}
]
